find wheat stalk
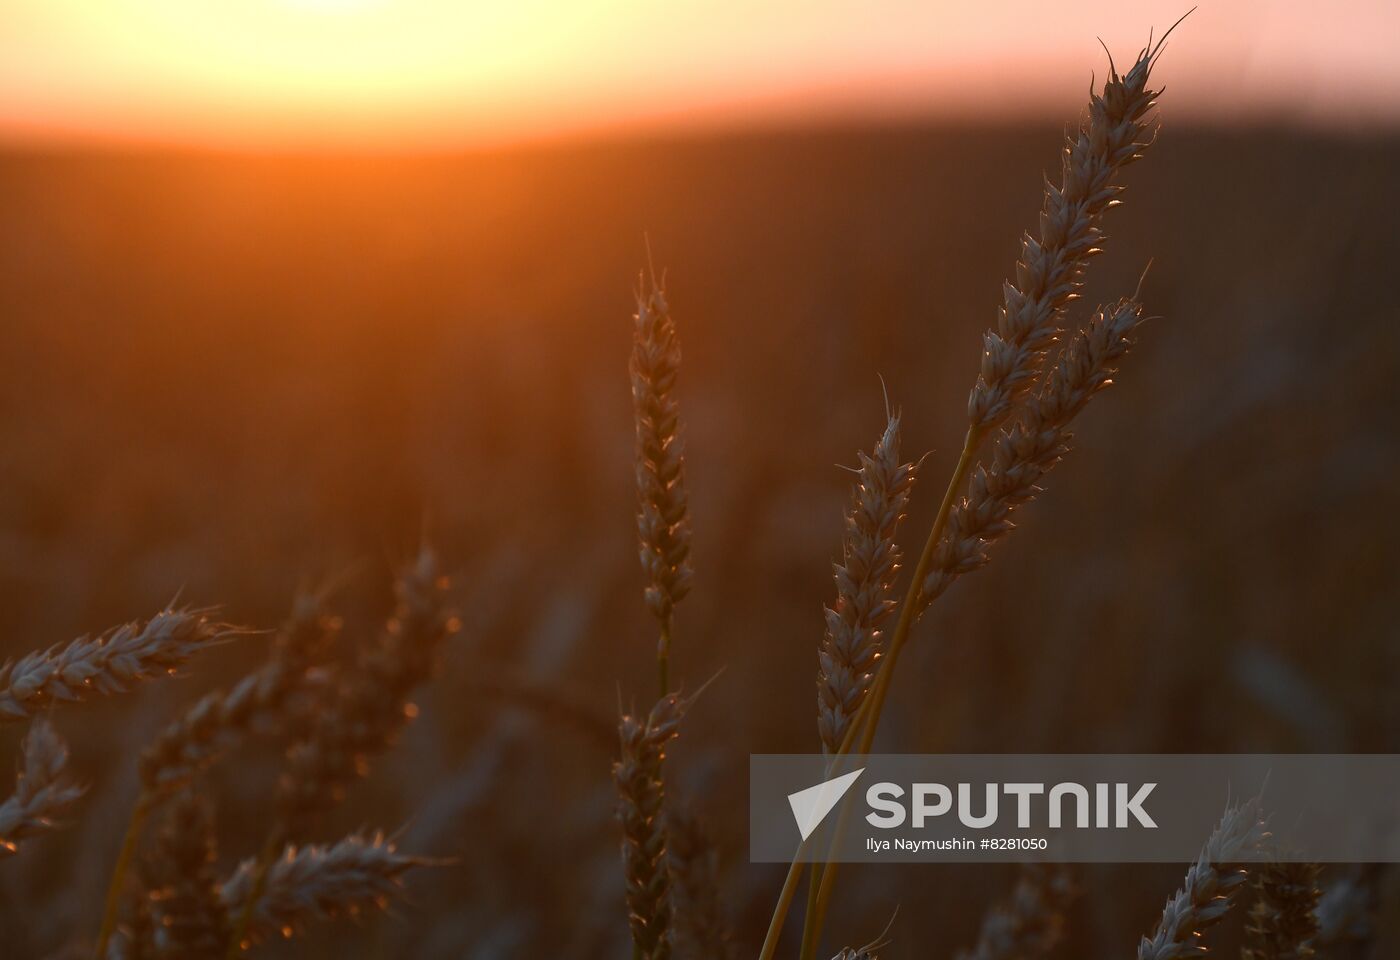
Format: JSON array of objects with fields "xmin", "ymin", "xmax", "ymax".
[
  {"xmin": 0, "ymin": 717, "xmax": 86, "ymax": 857},
  {"xmin": 774, "ymin": 23, "xmax": 1187, "ymax": 955},
  {"xmin": 631, "ymin": 269, "xmax": 693, "ymax": 695},
  {"xmin": 1243, "ymin": 862, "xmax": 1322, "ymax": 960},
  {"xmin": 0, "ymin": 609, "xmax": 226, "ymax": 722},
  {"xmin": 105, "ymin": 876, "xmax": 156, "ymax": 960},
  {"xmin": 1137, "ymin": 796, "xmax": 1269, "ymax": 960},
  {"xmin": 816, "ymin": 414, "xmax": 917, "ymax": 755},
  {"xmin": 219, "ymin": 832, "xmax": 429, "ymax": 946},
  {"xmin": 138, "ymin": 594, "xmax": 338, "ymax": 798},
  {"xmin": 956, "ymin": 865, "xmax": 1077, "ymax": 960},
  {"xmin": 615, "ymin": 692, "xmax": 693, "ymax": 960},
  {"xmin": 145, "ymin": 791, "xmax": 229, "ymax": 959},
  {"xmin": 667, "ymin": 804, "xmax": 737, "ymax": 960},
  {"xmin": 921, "ymin": 297, "xmax": 1147, "ymax": 607}
]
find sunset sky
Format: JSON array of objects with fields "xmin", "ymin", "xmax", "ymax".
[{"xmin": 2, "ymin": 0, "xmax": 1398, "ymax": 150}]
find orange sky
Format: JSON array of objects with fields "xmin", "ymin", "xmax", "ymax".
[{"xmin": 2, "ymin": 0, "xmax": 1398, "ymax": 150}]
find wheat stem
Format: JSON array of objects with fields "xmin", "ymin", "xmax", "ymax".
[
  {"xmin": 795, "ymin": 426, "xmax": 982, "ymax": 960},
  {"xmin": 94, "ymin": 792, "xmax": 155, "ymax": 959},
  {"xmin": 657, "ymin": 616, "xmax": 673, "ymax": 701},
  {"xmin": 223, "ymin": 824, "xmax": 284, "ymax": 958}
]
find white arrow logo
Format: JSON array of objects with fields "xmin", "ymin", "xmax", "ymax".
[{"xmin": 787, "ymin": 768, "xmax": 865, "ymax": 841}]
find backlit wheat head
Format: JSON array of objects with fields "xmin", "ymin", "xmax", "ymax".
[{"xmin": 817, "ymin": 414, "xmax": 917, "ymax": 753}]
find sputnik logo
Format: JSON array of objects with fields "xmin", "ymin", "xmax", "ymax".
[{"xmin": 787, "ymin": 768, "xmax": 865, "ymax": 841}]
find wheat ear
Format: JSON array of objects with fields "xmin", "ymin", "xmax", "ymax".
[
  {"xmin": 221, "ymin": 549, "xmax": 455, "ymax": 957},
  {"xmin": 830, "ymin": 915, "xmax": 897, "ymax": 960},
  {"xmin": 631, "ymin": 270, "xmax": 693, "ymax": 695},
  {"xmin": 817, "ymin": 414, "xmax": 917, "ymax": 755},
  {"xmin": 0, "ymin": 717, "xmax": 86, "ymax": 857},
  {"xmin": 145, "ymin": 791, "xmax": 229, "ymax": 959},
  {"xmin": 1243, "ymin": 862, "xmax": 1322, "ymax": 960},
  {"xmin": 94, "ymin": 598, "xmax": 331, "ymax": 958},
  {"xmin": 615, "ymin": 692, "xmax": 693, "ymax": 960},
  {"xmin": 0, "ymin": 609, "xmax": 226, "ymax": 721},
  {"xmin": 956, "ymin": 865, "xmax": 1077, "ymax": 960},
  {"xmin": 139, "ymin": 594, "xmax": 338, "ymax": 798},
  {"xmin": 768, "ymin": 24, "xmax": 1181, "ymax": 953},
  {"xmin": 667, "ymin": 804, "xmax": 737, "ymax": 960},
  {"xmin": 219, "ymin": 832, "xmax": 429, "ymax": 946},
  {"xmin": 1137, "ymin": 796, "xmax": 1269, "ymax": 960},
  {"xmin": 967, "ymin": 33, "xmax": 1165, "ymax": 431},
  {"xmin": 921, "ymin": 297, "xmax": 1147, "ymax": 607},
  {"xmin": 278, "ymin": 546, "xmax": 456, "ymax": 823}
]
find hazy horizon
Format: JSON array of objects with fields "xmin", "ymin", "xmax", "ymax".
[{"xmin": 3, "ymin": 0, "xmax": 1400, "ymax": 151}]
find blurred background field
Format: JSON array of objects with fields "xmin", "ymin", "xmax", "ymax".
[{"xmin": 0, "ymin": 118, "xmax": 1396, "ymax": 956}]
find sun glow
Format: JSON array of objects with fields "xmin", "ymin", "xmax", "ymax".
[{"xmin": 1, "ymin": 0, "xmax": 1399, "ymax": 149}]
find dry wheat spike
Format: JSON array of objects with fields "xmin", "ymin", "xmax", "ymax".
[
  {"xmin": 139, "ymin": 593, "xmax": 338, "ymax": 798},
  {"xmin": 817, "ymin": 414, "xmax": 917, "ymax": 753},
  {"xmin": 966, "ymin": 34, "xmax": 1164, "ymax": 432},
  {"xmin": 922, "ymin": 298, "xmax": 1146, "ymax": 608},
  {"xmin": 1137, "ymin": 796, "xmax": 1270, "ymax": 960},
  {"xmin": 0, "ymin": 609, "xmax": 226, "ymax": 721},
  {"xmin": 631, "ymin": 269, "xmax": 693, "ymax": 694},
  {"xmin": 219, "ymin": 832, "xmax": 428, "ymax": 946},
  {"xmin": 615, "ymin": 692, "xmax": 692, "ymax": 960},
  {"xmin": 278, "ymin": 547, "xmax": 456, "ymax": 823},
  {"xmin": 0, "ymin": 717, "xmax": 86, "ymax": 857}
]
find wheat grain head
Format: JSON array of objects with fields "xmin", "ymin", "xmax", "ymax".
[
  {"xmin": 615, "ymin": 692, "xmax": 693, "ymax": 960},
  {"xmin": 967, "ymin": 33, "xmax": 1168, "ymax": 431},
  {"xmin": 817, "ymin": 414, "xmax": 917, "ymax": 753},
  {"xmin": 923, "ymin": 298, "xmax": 1147, "ymax": 608},
  {"xmin": 0, "ymin": 717, "xmax": 86, "ymax": 857},
  {"xmin": 631, "ymin": 272, "xmax": 693, "ymax": 628},
  {"xmin": 219, "ymin": 832, "xmax": 429, "ymax": 946},
  {"xmin": 1137, "ymin": 796, "xmax": 1270, "ymax": 960},
  {"xmin": 0, "ymin": 610, "xmax": 227, "ymax": 722}
]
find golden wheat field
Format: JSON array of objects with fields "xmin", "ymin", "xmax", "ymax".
[{"xmin": 1, "ymin": 6, "xmax": 1398, "ymax": 960}]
